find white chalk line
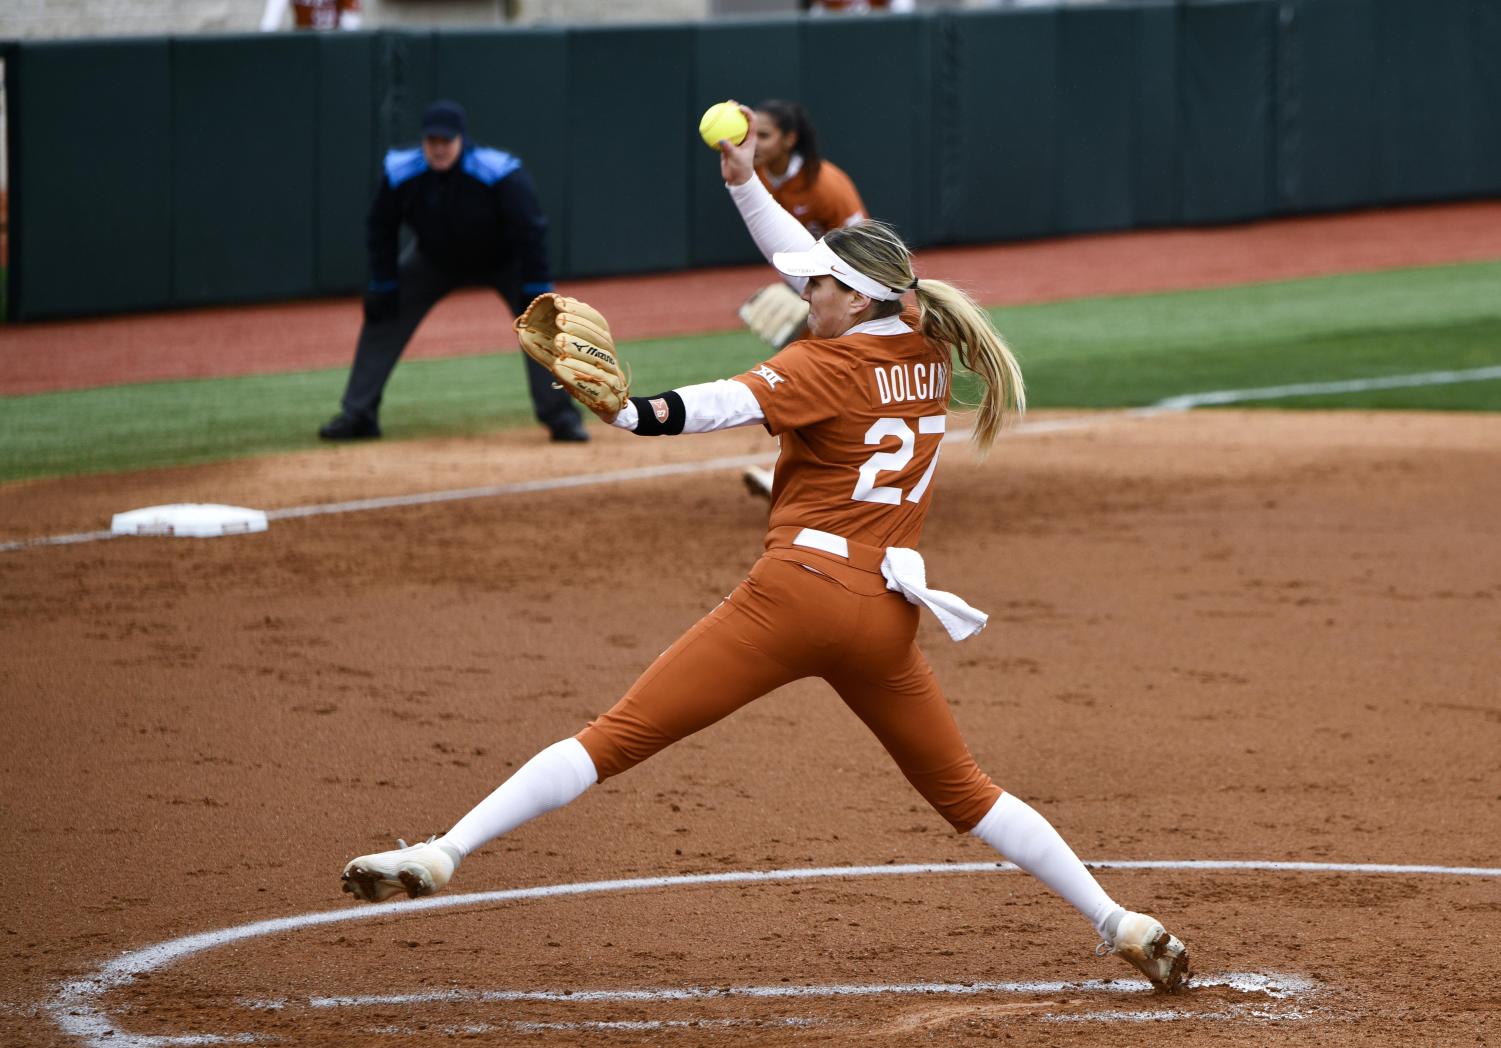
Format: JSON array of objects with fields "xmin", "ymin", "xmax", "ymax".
[
  {"xmin": 9, "ymin": 362, "xmax": 1498, "ymax": 555},
  {"xmin": 0, "ymin": 452, "xmax": 773, "ymax": 554},
  {"xmin": 317, "ymin": 974, "xmax": 1310, "ymax": 1037},
  {"xmin": 47, "ymin": 859, "xmax": 1497, "ymax": 1046},
  {"xmin": 1041, "ymin": 1005, "xmax": 1310, "ymax": 1024},
  {"xmin": 367, "ymin": 1017, "xmax": 822, "ymax": 1035},
  {"xmin": 1148, "ymin": 365, "xmax": 1501, "ymax": 412},
  {"xmin": 285, "ymin": 971, "xmax": 1309, "ymax": 1011},
  {"xmin": 0, "ymin": 418, "xmax": 1072, "ymax": 553},
  {"xmin": 89, "ymin": 973, "xmax": 1317, "ymax": 1046}
]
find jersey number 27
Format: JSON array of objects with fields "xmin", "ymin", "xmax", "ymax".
[{"xmin": 852, "ymin": 415, "xmax": 946, "ymax": 505}]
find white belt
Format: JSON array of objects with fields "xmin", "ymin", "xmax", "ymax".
[
  {"xmin": 792, "ymin": 527, "xmax": 849, "ymax": 558},
  {"xmin": 791, "ymin": 528, "xmax": 989, "ymax": 642}
]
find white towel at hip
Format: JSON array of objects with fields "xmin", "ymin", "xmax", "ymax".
[{"xmin": 880, "ymin": 547, "xmax": 988, "ymax": 642}]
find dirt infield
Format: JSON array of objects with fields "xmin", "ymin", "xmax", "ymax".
[
  {"xmin": 3, "ymin": 205, "xmax": 1501, "ymax": 1045},
  {"xmin": 3, "ymin": 409, "xmax": 1500, "ymax": 1046}
]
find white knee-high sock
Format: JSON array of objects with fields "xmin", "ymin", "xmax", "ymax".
[
  {"xmin": 438, "ymin": 738, "xmax": 598, "ymax": 861},
  {"xmin": 970, "ymin": 792, "xmax": 1123, "ymax": 939}
]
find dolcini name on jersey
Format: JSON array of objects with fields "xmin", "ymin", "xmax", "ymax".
[{"xmin": 871, "ymin": 361, "xmax": 949, "ymax": 406}]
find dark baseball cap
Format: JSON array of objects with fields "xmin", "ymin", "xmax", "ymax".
[{"xmin": 421, "ymin": 100, "xmax": 467, "ymax": 139}]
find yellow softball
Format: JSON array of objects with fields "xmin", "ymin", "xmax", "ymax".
[{"xmin": 698, "ymin": 101, "xmax": 749, "ymax": 150}]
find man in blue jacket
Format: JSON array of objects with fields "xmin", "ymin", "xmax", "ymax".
[{"xmin": 320, "ymin": 100, "xmax": 587, "ymax": 442}]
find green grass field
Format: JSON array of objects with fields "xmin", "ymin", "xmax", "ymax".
[{"xmin": 3, "ymin": 261, "xmax": 1499, "ymax": 484}]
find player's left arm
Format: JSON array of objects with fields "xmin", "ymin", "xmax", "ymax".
[
  {"xmin": 613, "ymin": 335, "xmax": 841, "ymax": 436},
  {"xmin": 611, "ymin": 381, "xmax": 765, "ymax": 436},
  {"xmin": 518, "ymin": 293, "xmax": 814, "ymax": 435}
]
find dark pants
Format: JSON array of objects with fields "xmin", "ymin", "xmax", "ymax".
[{"xmin": 338, "ymin": 245, "xmax": 581, "ymax": 432}]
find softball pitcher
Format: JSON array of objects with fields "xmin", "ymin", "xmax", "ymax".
[{"xmin": 341, "ymin": 106, "xmax": 1190, "ymax": 992}]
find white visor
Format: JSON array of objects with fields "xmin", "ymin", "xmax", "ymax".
[{"xmin": 772, "ymin": 238, "xmax": 906, "ymax": 302}]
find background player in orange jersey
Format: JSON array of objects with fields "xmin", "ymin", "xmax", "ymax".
[
  {"xmin": 753, "ymin": 99, "xmax": 867, "ymax": 239},
  {"xmin": 340, "ymin": 106, "xmax": 1190, "ymax": 992}
]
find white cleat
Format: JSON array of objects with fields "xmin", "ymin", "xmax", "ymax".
[
  {"xmin": 742, "ymin": 465, "xmax": 774, "ymax": 499},
  {"xmin": 1099, "ymin": 911, "xmax": 1190, "ymax": 991},
  {"xmin": 341, "ymin": 837, "xmax": 456, "ymax": 903}
]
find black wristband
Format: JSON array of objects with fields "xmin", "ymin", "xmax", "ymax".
[{"xmin": 629, "ymin": 391, "xmax": 686, "ymax": 436}]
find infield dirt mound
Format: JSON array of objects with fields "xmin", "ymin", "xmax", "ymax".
[{"xmin": 3, "ymin": 408, "xmax": 1499, "ymax": 1046}]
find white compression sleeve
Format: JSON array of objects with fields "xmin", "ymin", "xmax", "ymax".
[
  {"xmin": 611, "ymin": 380, "xmax": 766, "ymax": 434},
  {"xmin": 438, "ymin": 738, "xmax": 598, "ymax": 860},
  {"xmin": 678, "ymin": 379, "xmax": 766, "ymax": 432},
  {"xmin": 727, "ymin": 176, "xmax": 816, "ymax": 293},
  {"xmin": 970, "ymin": 792, "xmax": 1122, "ymax": 937},
  {"xmin": 610, "ymin": 401, "xmax": 639, "ymax": 431}
]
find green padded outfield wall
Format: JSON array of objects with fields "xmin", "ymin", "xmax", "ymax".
[
  {"xmin": 8, "ymin": 1, "xmax": 1501, "ymax": 321},
  {"xmin": 9, "ymin": 40, "xmax": 174, "ymax": 317},
  {"xmin": 800, "ymin": 13, "xmax": 936, "ymax": 249},
  {"xmin": 1374, "ymin": 0, "xmax": 1490, "ymax": 203},
  {"xmin": 563, "ymin": 24, "xmax": 694, "ymax": 277},
  {"xmin": 372, "ymin": 31, "xmax": 437, "ymax": 161},
  {"xmin": 1177, "ymin": 0, "xmax": 1275, "ymax": 224},
  {"xmin": 1276, "ymin": 0, "xmax": 1501, "ymax": 212},
  {"xmin": 689, "ymin": 18, "xmax": 805, "ymax": 269},
  {"xmin": 170, "ymin": 35, "xmax": 320, "ymax": 305},
  {"xmin": 1275, "ymin": 0, "xmax": 1381, "ymax": 212},
  {"xmin": 1058, "ymin": 3, "xmax": 1143, "ymax": 234},
  {"xmin": 315, "ymin": 33, "xmax": 376, "ymax": 293},
  {"xmin": 431, "ymin": 29, "xmax": 570, "ymax": 279},
  {"xmin": 1127, "ymin": 2, "xmax": 1179, "ymax": 228},
  {"xmin": 942, "ymin": 3, "xmax": 1180, "ymax": 244},
  {"xmin": 1481, "ymin": 0, "xmax": 1501, "ymax": 194},
  {"xmin": 944, "ymin": 8, "xmax": 1059, "ymax": 243}
]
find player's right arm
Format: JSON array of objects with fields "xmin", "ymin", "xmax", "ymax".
[
  {"xmin": 728, "ymin": 178, "xmax": 816, "ymax": 292},
  {"xmin": 718, "ymin": 105, "xmax": 816, "ymax": 290}
]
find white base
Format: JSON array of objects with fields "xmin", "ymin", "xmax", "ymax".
[{"xmin": 110, "ymin": 503, "xmax": 268, "ymax": 539}]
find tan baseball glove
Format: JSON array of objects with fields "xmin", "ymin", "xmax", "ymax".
[
  {"xmin": 739, "ymin": 281, "xmax": 810, "ymax": 349},
  {"xmin": 515, "ymin": 293, "xmax": 629, "ymax": 418}
]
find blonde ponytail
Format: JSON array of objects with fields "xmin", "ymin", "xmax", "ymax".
[
  {"xmin": 912, "ymin": 279, "xmax": 1025, "ymax": 453},
  {"xmin": 824, "ymin": 221, "xmax": 1025, "ymax": 454}
]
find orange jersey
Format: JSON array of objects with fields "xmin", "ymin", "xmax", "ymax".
[
  {"xmin": 757, "ymin": 158, "xmax": 867, "ymax": 239},
  {"xmin": 734, "ymin": 314, "xmax": 951, "ymax": 551},
  {"xmin": 292, "ymin": 0, "xmax": 358, "ymax": 28}
]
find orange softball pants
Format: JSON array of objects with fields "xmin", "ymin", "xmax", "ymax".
[{"xmin": 575, "ymin": 550, "xmax": 1002, "ymax": 833}]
